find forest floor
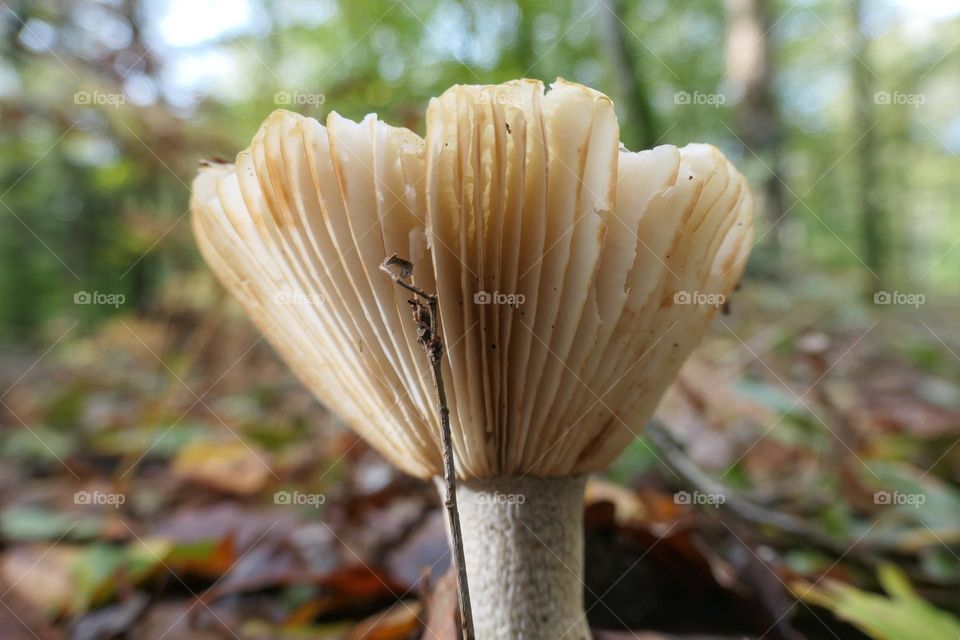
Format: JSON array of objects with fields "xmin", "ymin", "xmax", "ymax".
[{"xmin": 1, "ymin": 275, "xmax": 959, "ymax": 640}]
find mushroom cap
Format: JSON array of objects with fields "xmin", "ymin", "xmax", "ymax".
[{"xmin": 190, "ymin": 78, "xmax": 753, "ymax": 479}]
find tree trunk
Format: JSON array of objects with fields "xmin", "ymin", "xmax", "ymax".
[
  {"xmin": 724, "ymin": 0, "xmax": 789, "ymax": 274},
  {"xmin": 597, "ymin": 0, "xmax": 658, "ymax": 151},
  {"xmin": 851, "ymin": 0, "xmax": 886, "ymax": 294}
]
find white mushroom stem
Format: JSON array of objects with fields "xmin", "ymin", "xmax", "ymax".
[{"xmin": 444, "ymin": 475, "xmax": 590, "ymax": 640}]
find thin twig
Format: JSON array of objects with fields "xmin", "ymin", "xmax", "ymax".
[
  {"xmin": 645, "ymin": 419, "xmax": 922, "ymax": 557},
  {"xmin": 380, "ymin": 254, "xmax": 475, "ymax": 640}
]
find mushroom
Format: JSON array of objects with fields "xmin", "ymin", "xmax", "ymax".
[{"xmin": 191, "ymin": 78, "xmax": 753, "ymax": 640}]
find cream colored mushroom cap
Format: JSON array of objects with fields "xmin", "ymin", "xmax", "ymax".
[{"xmin": 190, "ymin": 78, "xmax": 753, "ymax": 480}]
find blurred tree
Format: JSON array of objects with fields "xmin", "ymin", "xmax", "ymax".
[
  {"xmin": 852, "ymin": 0, "xmax": 887, "ymax": 294},
  {"xmin": 724, "ymin": 0, "xmax": 789, "ymax": 276},
  {"xmin": 597, "ymin": 0, "xmax": 658, "ymax": 150},
  {"xmin": 1, "ymin": 0, "xmax": 959, "ymax": 341}
]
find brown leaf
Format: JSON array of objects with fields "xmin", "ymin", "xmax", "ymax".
[
  {"xmin": 421, "ymin": 569, "xmax": 460, "ymax": 640},
  {"xmin": 0, "ymin": 574, "xmax": 64, "ymax": 640},
  {"xmin": 0, "ymin": 544, "xmax": 80, "ymax": 616},
  {"xmin": 348, "ymin": 601, "xmax": 423, "ymax": 640},
  {"xmin": 324, "ymin": 564, "xmax": 405, "ymax": 600},
  {"xmin": 171, "ymin": 440, "xmax": 272, "ymax": 496}
]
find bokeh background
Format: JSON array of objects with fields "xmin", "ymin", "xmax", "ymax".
[{"xmin": 1, "ymin": 1, "xmax": 960, "ymax": 639}]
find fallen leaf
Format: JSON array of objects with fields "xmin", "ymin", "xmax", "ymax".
[
  {"xmin": 172, "ymin": 440, "xmax": 272, "ymax": 496},
  {"xmin": 347, "ymin": 600, "xmax": 422, "ymax": 640},
  {"xmin": 70, "ymin": 592, "xmax": 150, "ymax": 640},
  {"xmin": 0, "ymin": 544, "xmax": 81, "ymax": 616},
  {"xmin": 420, "ymin": 568, "xmax": 459, "ymax": 640},
  {"xmin": 795, "ymin": 563, "xmax": 960, "ymax": 640}
]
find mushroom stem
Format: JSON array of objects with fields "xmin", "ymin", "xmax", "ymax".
[{"xmin": 446, "ymin": 475, "xmax": 590, "ymax": 640}]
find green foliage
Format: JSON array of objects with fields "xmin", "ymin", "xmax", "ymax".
[
  {"xmin": 1, "ymin": 0, "xmax": 958, "ymax": 341},
  {"xmin": 797, "ymin": 564, "xmax": 960, "ymax": 640}
]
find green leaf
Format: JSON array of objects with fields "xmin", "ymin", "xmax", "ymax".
[
  {"xmin": 796, "ymin": 564, "xmax": 960, "ymax": 640},
  {"xmin": 0, "ymin": 506, "xmax": 102, "ymax": 542}
]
